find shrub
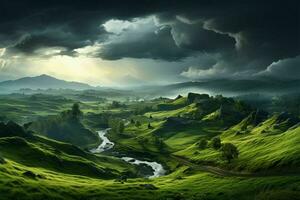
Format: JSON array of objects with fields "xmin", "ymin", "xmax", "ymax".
[
  {"xmin": 221, "ymin": 143, "xmax": 239, "ymax": 163},
  {"xmin": 211, "ymin": 136, "xmax": 221, "ymax": 149},
  {"xmin": 111, "ymin": 101, "xmax": 122, "ymax": 108},
  {"xmin": 198, "ymin": 139, "xmax": 208, "ymax": 149}
]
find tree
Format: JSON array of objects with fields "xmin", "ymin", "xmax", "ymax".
[
  {"xmin": 71, "ymin": 103, "xmax": 82, "ymax": 119},
  {"xmin": 148, "ymin": 123, "xmax": 153, "ymax": 129},
  {"xmin": 221, "ymin": 143, "xmax": 239, "ymax": 163},
  {"xmin": 198, "ymin": 139, "xmax": 207, "ymax": 149},
  {"xmin": 211, "ymin": 136, "xmax": 221, "ymax": 149},
  {"xmin": 118, "ymin": 121, "xmax": 125, "ymax": 133},
  {"xmin": 111, "ymin": 101, "xmax": 121, "ymax": 108},
  {"xmin": 130, "ymin": 119, "xmax": 135, "ymax": 124}
]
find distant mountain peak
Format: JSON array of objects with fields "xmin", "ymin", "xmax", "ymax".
[
  {"xmin": 0, "ymin": 74, "xmax": 94, "ymax": 91},
  {"xmin": 37, "ymin": 74, "xmax": 53, "ymax": 78},
  {"xmin": 32, "ymin": 74, "xmax": 58, "ymax": 80}
]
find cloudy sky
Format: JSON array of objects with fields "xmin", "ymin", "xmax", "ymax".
[{"xmin": 0, "ymin": 0, "xmax": 299, "ymax": 86}]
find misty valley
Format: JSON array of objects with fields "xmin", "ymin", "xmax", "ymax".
[{"xmin": 0, "ymin": 74, "xmax": 299, "ymax": 200}]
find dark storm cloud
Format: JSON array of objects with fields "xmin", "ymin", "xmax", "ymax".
[
  {"xmin": 0, "ymin": 0, "xmax": 299, "ymax": 79},
  {"xmin": 0, "ymin": 0, "xmax": 161, "ymax": 55},
  {"xmin": 256, "ymin": 55, "xmax": 300, "ymax": 80},
  {"xmin": 196, "ymin": 1, "xmax": 299, "ymax": 71},
  {"xmin": 95, "ymin": 15, "xmax": 235, "ymax": 61},
  {"xmin": 154, "ymin": 0, "xmax": 300, "ymax": 72},
  {"xmin": 167, "ymin": 19, "xmax": 235, "ymax": 53},
  {"xmin": 97, "ymin": 25, "xmax": 190, "ymax": 61}
]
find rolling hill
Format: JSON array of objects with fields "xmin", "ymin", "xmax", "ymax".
[
  {"xmin": 1, "ymin": 92, "xmax": 300, "ymax": 200},
  {"xmin": 0, "ymin": 121, "xmax": 136, "ymax": 179}
]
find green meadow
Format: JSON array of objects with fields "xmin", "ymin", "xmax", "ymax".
[{"xmin": 0, "ymin": 91, "xmax": 300, "ymax": 200}]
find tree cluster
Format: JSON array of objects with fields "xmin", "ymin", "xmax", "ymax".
[{"xmin": 197, "ymin": 136, "xmax": 239, "ymax": 163}]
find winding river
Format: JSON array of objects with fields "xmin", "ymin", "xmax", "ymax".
[
  {"xmin": 90, "ymin": 129, "xmax": 114, "ymax": 153},
  {"xmin": 90, "ymin": 129, "xmax": 165, "ymax": 178}
]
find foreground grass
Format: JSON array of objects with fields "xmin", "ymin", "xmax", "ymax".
[{"xmin": 0, "ymin": 160, "xmax": 299, "ymax": 200}]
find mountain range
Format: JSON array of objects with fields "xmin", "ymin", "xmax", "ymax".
[
  {"xmin": 136, "ymin": 79, "xmax": 300, "ymax": 97},
  {"xmin": 1, "ymin": 75, "xmax": 299, "ymax": 96}
]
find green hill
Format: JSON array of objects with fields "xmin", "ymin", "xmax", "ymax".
[
  {"xmin": 175, "ymin": 111, "xmax": 300, "ymax": 173},
  {"xmin": 0, "ymin": 122, "xmax": 135, "ymax": 179},
  {"xmin": 28, "ymin": 104, "xmax": 100, "ymax": 148}
]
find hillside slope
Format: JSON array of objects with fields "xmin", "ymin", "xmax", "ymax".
[
  {"xmin": 175, "ymin": 112, "xmax": 300, "ymax": 173},
  {"xmin": 0, "ymin": 121, "xmax": 135, "ymax": 179}
]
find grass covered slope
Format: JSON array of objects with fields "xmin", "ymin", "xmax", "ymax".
[
  {"xmin": 175, "ymin": 111, "xmax": 300, "ymax": 173},
  {"xmin": 134, "ymin": 93, "xmax": 252, "ymax": 152},
  {"xmin": 220, "ymin": 112, "xmax": 300, "ymax": 172},
  {"xmin": 0, "ymin": 121, "xmax": 136, "ymax": 179},
  {"xmin": 0, "ymin": 160, "xmax": 300, "ymax": 200},
  {"xmin": 114, "ymin": 93, "xmax": 300, "ymax": 175},
  {"xmin": 230, "ymin": 126, "xmax": 300, "ymax": 172}
]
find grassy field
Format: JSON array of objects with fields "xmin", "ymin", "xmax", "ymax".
[
  {"xmin": 1, "ymin": 159, "xmax": 300, "ymax": 200},
  {"xmin": 0, "ymin": 92, "xmax": 300, "ymax": 199}
]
